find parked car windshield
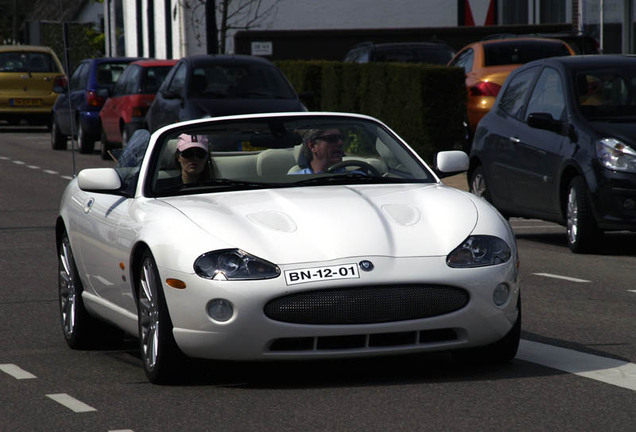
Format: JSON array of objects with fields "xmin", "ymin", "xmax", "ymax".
[
  {"xmin": 149, "ymin": 115, "xmax": 435, "ymax": 197},
  {"xmin": 484, "ymin": 40, "xmax": 571, "ymax": 66},
  {"xmin": 190, "ymin": 64, "xmax": 297, "ymax": 99},
  {"xmin": 575, "ymin": 68, "xmax": 636, "ymax": 119}
]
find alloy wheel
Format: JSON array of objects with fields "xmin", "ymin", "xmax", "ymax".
[
  {"xmin": 139, "ymin": 258, "xmax": 160, "ymax": 370},
  {"xmin": 58, "ymin": 237, "xmax": 77, "ymax": 339}
]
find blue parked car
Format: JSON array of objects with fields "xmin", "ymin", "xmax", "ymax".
[{"xmin": 51, "ymin": 57, "xmax": 140, "ymax": 154}]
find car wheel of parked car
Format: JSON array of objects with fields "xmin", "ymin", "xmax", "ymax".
[
  {"xmin": 454, "ymin": 296, "xmax": 521, "ymax": 364},
  {"xmin": 100, "ymin": 130, "xmax": 111, "ymax": 160},
  {"xmin": 51, "ymin": 117, "xmax": 68, "ymax": 150},
  {"xmin": 137, "ymin": 251, "xmax": 183, "ymax": 384},
  {"xmin": 78, "ymin": 123, "xmax": 95, "ymax": 154},
  {"xmin": 58, "ymin": 233, "xmax": 124, "ymax": 348},
  {"xmin": 469, "ymin": 165, "xmax": 491, "ymax": 202},
  {"xmin": 566, "ymin": 177, "xmax": 601, "ymax": 253}
]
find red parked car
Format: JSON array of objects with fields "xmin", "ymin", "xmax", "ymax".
[{"xmin": 99, "ymin": 59, "xmax": 177, "ymax": 159}]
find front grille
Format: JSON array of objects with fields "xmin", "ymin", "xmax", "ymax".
[
  {"xmin": 268, "ymin": 329, "xmax": 458, "ymax": 352},
  {"xmin": 264, "ymin": 284, "xmax": 469, "ymax": 325}
]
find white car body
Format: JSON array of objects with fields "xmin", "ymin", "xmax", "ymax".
[{"xmin": 57, "ymin": 112, "xmax": 520, "ymax": 383}]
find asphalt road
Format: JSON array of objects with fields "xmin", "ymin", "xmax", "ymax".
[{"xmin": 1, "ymin": 126, "xmax": 635, "ymax": 432}]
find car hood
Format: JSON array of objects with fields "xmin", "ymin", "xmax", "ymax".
[
  {"xmin": 191, "ymin": 98, "xmax": 305, "ymax": 117},
  {"xmin": 164, "ymin": 184, "xmax": 477, "ymax": 263},
  {"xmin": 589, "ymin": 121, "xmax": 636, "ymax": 145}
]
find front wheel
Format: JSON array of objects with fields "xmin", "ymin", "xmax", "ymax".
[
  {"xmin": 137, "ymin": 251, "xmax": 184, "ymax": 384},
  {"xmin": 51, "ymin": 117, "xmax": 68, "ymax": 150},
  {"xmin": 78, "ymin": 122, "xmax": 95, "ymax": 154},
  {"xmin": 566, "ymin": 177, "xmax": 602, "ymax": 253},
  {"xmin": 468, "ymin": 165, "xmax": 491, "ymax": 202}
]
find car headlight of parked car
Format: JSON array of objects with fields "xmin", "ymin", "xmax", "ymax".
[
  {"xmin": 446, "ymin": 235, "xmax": 511, "ymax": 268},
  {"xmin": 596, "ymin": 138, "xmax": 636, "ymax": 173},
  {"xmin": 194, "ymin": 249, "xmax": 280, "ymax": 280}
]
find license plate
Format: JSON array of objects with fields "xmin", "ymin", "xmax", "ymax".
[
  {"xmin": 10, "ymin": 98, "xmax": 42, "ymax": 106},
  {"xmin": 284, "ymin": 263, "xmax": 359, "ymax": 285}
]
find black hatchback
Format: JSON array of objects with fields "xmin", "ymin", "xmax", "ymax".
[
  {"xmin": 468, "ymin": 55, "xmax": 636, "ymax": 253},
  {"xmin": 144, "ymin": 54, "xmax": 306, "ymax": 132}
]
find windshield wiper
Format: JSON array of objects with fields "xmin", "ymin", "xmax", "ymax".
[{"xmin": 293, "ymin": 174, "xmax": 417, "ymax": 186}]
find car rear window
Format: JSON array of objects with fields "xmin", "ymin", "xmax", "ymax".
[
  {"xmin": 0, "ymin": 51, "xmax": 61, "ymax": 73},
  {"xmin": 484, "ymin": 41, "xmax": 571, "ymax": 66},
  {"xmin": 96, "ymin": 63, "xmax": 130, "ymax": 86},
  {"xmin": 373, "ymin": 46, "xmax": 454, "ymax": 64}
]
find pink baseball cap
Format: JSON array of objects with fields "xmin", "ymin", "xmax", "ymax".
[{"xmin": 177, "ymin": 134, "xmax": 209, "ymax": 153}]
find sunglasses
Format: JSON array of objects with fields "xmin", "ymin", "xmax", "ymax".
[
  {"xmin": 181, "ymin": 148, "xmax": 207, "ymax": 159},
  {"xmin": 314, "ymin": 133, "xmax": 344, "ymax": 144}
]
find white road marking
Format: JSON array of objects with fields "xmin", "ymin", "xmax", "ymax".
[
  {"xmin": 46, "ymin": 393, "xmax": 97, "ymax": 413},
  {"xmin": 27, "ymin": 165, "xmax": 40, "ymax": 169},
  {"xmin": 628, "ymin": 290, "xmax": 636, "ymax": 294},
  {"xmin": 43, "ymin": 169, "xmax": 60, "ymax": 175},
  {"xmin": 518, "ymin": 340, "xmax": 636, "ymax": 392},
  {"xmin": 533, "ymin": 272, "xmax": 590, "ymax": 283},
  {"xmin": 12, "ymin": 160, "xmax": 25, "ymax": 165},
  {"xmin": 0, "ymin": 364, "xmax": 37, "ymax": 379}
]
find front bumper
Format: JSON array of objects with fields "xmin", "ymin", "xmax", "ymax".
[
  {"xmin": 590, "ymin": 168, "xmax": 636, "ymax": 231},
  {"xmin": 160, "ymin": 255, "xmax": 520, "ymax": 361}
]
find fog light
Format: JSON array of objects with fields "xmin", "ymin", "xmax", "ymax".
[
  {"xmin": 207, "ymin": 299, "xmax": 234, "ymax": 322},
  {"xmin": 493, "ymin": 283, "xmax": 510, "ymax": 306}
]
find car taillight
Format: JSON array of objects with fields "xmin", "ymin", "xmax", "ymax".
[
  {"xmin": 469, "ymin": 81, "xmax": 502, "ymax": 97},
  {"xmin": 131, "ymin": 106, "xmax": 149, "ymax": 118},
  {"xmin": 53, "ymin": 75, "xmax": 67, "ymax": 88},
  {"xmin": 86, "ymin": 90, "xmax": 106, "ymax": 107}
]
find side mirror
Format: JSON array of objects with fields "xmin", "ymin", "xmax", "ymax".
[
  {"xmin": 161, "ymin": 89, "xmax": 183, "ymax": 100},
  {"xmin": 53, "ymin": 75, "xmax": 67, "ymax": 93},
  {"xmin": 78, "ymin": 168, "xmax": 122, "ymax": 192},
  {"xmin": 435, "ymin": 150, "xmax": 469, "ymax": 178},
  {"xmin": 527, "ymin": 112, "xmax": 563, "ymax": 134}
]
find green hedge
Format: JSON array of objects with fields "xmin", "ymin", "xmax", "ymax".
[{"xmin": 277, "ymin": 60, "xmax": 467, "ymax": 162}]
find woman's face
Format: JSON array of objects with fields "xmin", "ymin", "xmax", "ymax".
[{"xmin": 178, "ymin": 147, "xmax": 207, "ymax": 181}]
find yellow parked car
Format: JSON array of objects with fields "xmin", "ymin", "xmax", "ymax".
[{"xmin": 0, "ymin": 45, "xmax": 66, "ymax": 127}]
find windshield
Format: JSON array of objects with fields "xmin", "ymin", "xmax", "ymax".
[
  {"xmin": 149, "ymin": 115, "xmax": 435, "ymax": 197},
  {"xmin": 575, "ymin": 68, "xmax": 636, "ymax": 120},
  {"xmin": 190, "ymin": 64, "xmax": 296, "ymax": 99}
]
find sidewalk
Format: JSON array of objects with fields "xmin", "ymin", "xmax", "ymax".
[{"xmin": 442, "ymin": 173, "xmax": 468, "ymax": 191}]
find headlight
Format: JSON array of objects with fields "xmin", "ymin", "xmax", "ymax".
[
  {"xmin": 447, "ymin": 236, "xmax": 511, "ymax": 268},
  {"xmin": 596, "ymin": 138, "xmax": 636, "ymax": 172},
  {"xmin": 194, "ymin": 249, "xmax": 280, "ymax": 280}
]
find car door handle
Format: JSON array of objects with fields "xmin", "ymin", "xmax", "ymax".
[{"xmin": 509, "ymin": 137, "xmax": 520, "ymax": 144}]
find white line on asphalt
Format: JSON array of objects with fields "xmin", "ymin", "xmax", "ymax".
[
  {"xmin": 27, "ymin": 165, "xmax": 40, "ymax": 169},
  {"xmin": 109, "ymin": 430, "xmax": 135, "ymax": 432},
  {"xmin": 12, "ymin": 160, "xmax": 25, "ymax": 165},
  {"xmin": 43, "ymin": 169, "xmax": 59, "ymax": 175},
  {"xmin": 0, "ymin": 364, "xmax": 37, "ymax": 379},
  {"xmin": 46, "ymin": 393, "xmax": 97, "ymax": 413},
  {"xmin": 628, "ymin": 290, "xmax": 636, "ymax": 293},
  {"xmin": 533, "ymin": 273, "xmax": 590, "ymax": 283},
  {"xmin": 518, "ymin": 340, "xmax": 636, "ymax": 392}
]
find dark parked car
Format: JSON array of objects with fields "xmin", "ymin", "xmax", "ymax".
[
  {"xmin": 468, "ymin": 55, "xmax": 636, "ymax": 253},
  {"xmin": 144, "ymin": 54, "xmax": 306, "ymax": 132},
  {"xmin": 99, "ymin": 59, "xmax": 177, "ymax": 159},
  {"xmin": 51, "ymin": 57, "xmax": 140, "ymax": 153},
  {"xmin": 344, "ymin": 41, "xmax": 455, "ymax": 65}
]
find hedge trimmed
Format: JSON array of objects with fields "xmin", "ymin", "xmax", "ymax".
[{"xmin": 277, "ymin": 60, "xmax": 467, "ymax": 162}]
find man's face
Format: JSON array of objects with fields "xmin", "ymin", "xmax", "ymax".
[{"xmin": 310, "ymin": 129, "xmax": 345, "ymax": 167}]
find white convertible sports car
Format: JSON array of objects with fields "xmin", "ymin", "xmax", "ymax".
[{"xmin": 56, "ymin": 112, "xmax": 520, "ymax": 384}]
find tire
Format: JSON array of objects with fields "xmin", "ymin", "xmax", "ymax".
[
  {"xmin": 51, "ymin": 117, "xmax": 68, "ymax": 150},
  {"xmin": 100, "ymin": 129, "xmax": 111, "ymax": 160},
  {"xmin": 58, "ymin": 234, "xmax": 123, "ymax": 349},
  {"xmin": 78, "ymin": 122, "xmax": 95, "ymax": 154},
  {"xmin": 566, "ymin": 177, "xmax": 602, "ymax": 253},
  {"xmin": 137, "ymin": 251, "xmax": 184, "ymax": 384},
  {"xmin": 469, "ymin": 165, "xmax": 491, "ymax": 202},
  {"xmin": 453, "ymin": 296, "xmax": 521, "ymax": 365}
]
